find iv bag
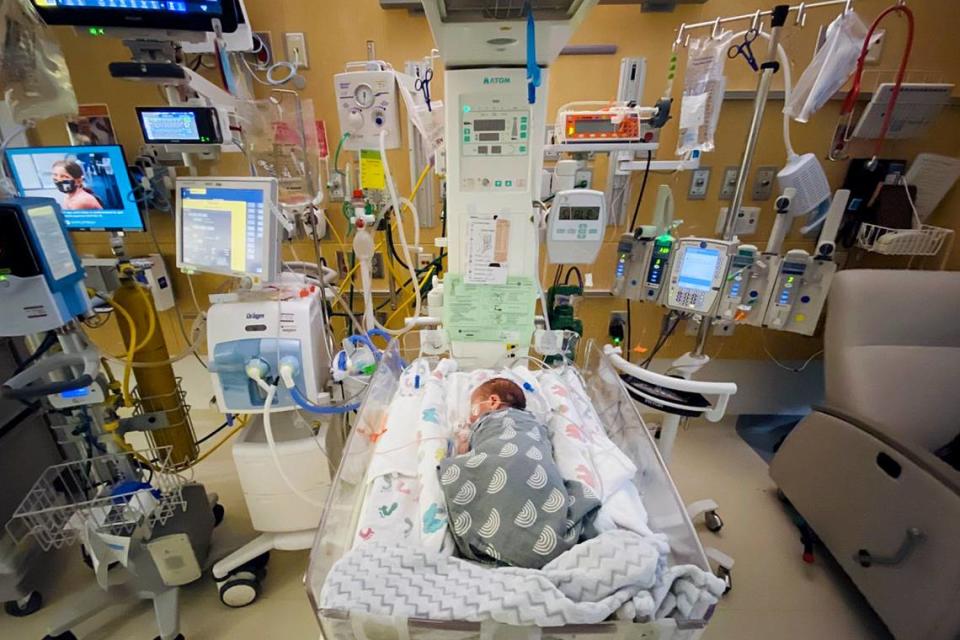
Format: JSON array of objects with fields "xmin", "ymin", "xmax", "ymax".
[
  {"xmin": 677, "ymin": 34, "xmax": 729, "ymax": 155},
  {"xmin": 785, "ymin": 11, "xmax": 868, "ymax": 123},
  {"xmin": 0, "ymin": 0, "xmax": 78, "ymax": 123}
]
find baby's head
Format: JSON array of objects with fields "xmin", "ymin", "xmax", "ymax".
[{"xmin": 469, "ymin": 377, "xmax": 526, "ymax": 423}]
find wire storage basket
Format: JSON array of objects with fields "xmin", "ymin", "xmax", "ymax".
[
  {"xmin": 856, "ymin": 222, "xmax": 953, "ymax": 256},
  {"xmin": 6, "ymin": 447, "xmax": 187, "ymax": 551},
  {"xmin": 132, "ymin": 377, "xmax": 199, "ymax": 469}
]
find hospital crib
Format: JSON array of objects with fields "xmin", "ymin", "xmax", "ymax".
[{"xmin": 306, "ymin": 340, "xmax": 718, "ymax": 639}]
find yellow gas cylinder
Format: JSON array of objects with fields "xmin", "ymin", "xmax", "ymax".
[{"xmin": 113, "ymin": 273, "xmax": 197, "ymax": 467}]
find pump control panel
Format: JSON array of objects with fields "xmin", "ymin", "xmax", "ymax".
[
  {"xmin": 664, "ymin": 238, "xmax": 737, "ymax": 314},
  {"xmin": 762, "ymin": 250, "xmax": 836, "ymax": 335}
]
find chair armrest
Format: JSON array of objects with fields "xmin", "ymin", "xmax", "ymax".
[{"xmin": 815, "ymin": 405, "xmax": 960, "ymax": 497}]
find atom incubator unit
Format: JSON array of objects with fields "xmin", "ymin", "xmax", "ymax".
[
  {"xmin": 305, "ymin": 2, "xmax": 727, "ymax": 639},
  {"xmin": 174, "ymin": 176, "xmax": 349, "ymax": 608},
  {"xmin": 0, "ymin": 198, "xmax": 221, "ymax": 640}
]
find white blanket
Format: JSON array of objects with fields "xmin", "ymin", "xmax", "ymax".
[
  {"xmin": 353, "ymin": 360, "xmax": 429, "ymax": 548},
  {"xmin": 321, "ymin": 528, "xmax": 725, "ymax": 625}
]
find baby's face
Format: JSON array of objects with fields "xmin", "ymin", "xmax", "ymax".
[{"xmin": 468, "ymin": 389, "xmax": 503, "ymax": 424}]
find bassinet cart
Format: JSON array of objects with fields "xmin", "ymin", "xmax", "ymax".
[{"xmin": 306, "ymin": 340, "xmax": 720, "ymax": 640}]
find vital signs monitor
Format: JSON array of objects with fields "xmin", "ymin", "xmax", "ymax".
[
  {"xmin": 175, "ymin": 177, "xmax": 279, "ymax": 282},
  {"xmin": 4, "ymin": 145, "xmax": 143, "ymax": 232}
]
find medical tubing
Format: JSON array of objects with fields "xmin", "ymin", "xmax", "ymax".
[
  {"xmin": 290, "ymin": 385, "xmax": 360, "ymax": 414},
  {"xmin": 375, "ymin": 130, "xmax": 421, "ymax": 335},
  {"xmin": 262, "ymin": 385, "xmax": 327, "ymax": 508},
  {"xmin": 13, "ymin": 331, "xmax": 57, "ymax": 375},
  {"xmin": 92, "ymin": 289, "xmax": 137, "ymax": 407},
  {"xmin": 840, "ymin": 4, "xmax": 914, "ymax": 158}
]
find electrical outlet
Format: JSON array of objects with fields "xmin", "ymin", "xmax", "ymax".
[
  {"xmin": 688, "ymin": 167, "xmax": 711, "ymax": 200},
  {"xmin": 284, "ymin": 32, "xmax": 308, "ymax": 69},
  {"xmin": 752, "ymin": 166, "xmax": 777, "ymax": 201},
  {"xmin": 609, "ymin": 310, "xmax": 628, "ymax": 345},
  {"xmin": 328, "ymin": 172, "xmax": 345, "ymax": 201},
  {"xmin": 712, "ymin": 320, "xmax": 735, "ymax": 337},
  {"xmin": 418, "ymin": 252, "xmax": 434, "ymax": 269},
  {"xmin": 372, "ymin": 253, "xmax": 385, "ymax": 279},
  {"xmin": 719, "ymin": 166, "xmax": 739, "ymax": 200},
  {"xmin": 716, "ymin": 206, "xmax": 760, "ymax": 236},
  {"xmin": 685, "ymin": 315, "xmax": 703, "ymax": 337}
]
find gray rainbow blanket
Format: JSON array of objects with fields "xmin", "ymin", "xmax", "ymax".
[{"xmin": 437, "ymin": 408, "xmax": 601, "ymax": 569}]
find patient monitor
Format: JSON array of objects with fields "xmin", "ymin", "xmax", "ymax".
[
  {"xmin": 176, "ymin": 177, "xmax": 280, "ymax": 284},
  {"xmin": 664, "ymin": 238, "xmax": 737, "ymax": 315}
]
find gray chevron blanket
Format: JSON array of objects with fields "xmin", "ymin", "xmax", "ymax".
[{"xmin": 319, "ymin": 529, "xmax": 725, "ymax": 625}]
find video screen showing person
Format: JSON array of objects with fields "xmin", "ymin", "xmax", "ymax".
[{"xmin": 3, "ymin": 145, "xmax": 142, "ymax": 231}]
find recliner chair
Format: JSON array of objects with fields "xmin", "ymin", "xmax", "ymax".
[{"xmin": 770, "ymin": 269, "xmax": 960, "ymax": 640}]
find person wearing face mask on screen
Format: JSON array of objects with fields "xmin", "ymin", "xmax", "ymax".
[{"xmin": 51, "ymin": 159, "xmax": 104, "ymax": 210}]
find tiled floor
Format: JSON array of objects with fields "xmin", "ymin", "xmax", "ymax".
[{"xmin": 0, "ymin": 362, "xmax": 891, "ymax": 639}]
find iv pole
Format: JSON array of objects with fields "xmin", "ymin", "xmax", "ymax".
[{"xmin": 694, "ymin": 4, "xmax": 791, "ymax": 357}]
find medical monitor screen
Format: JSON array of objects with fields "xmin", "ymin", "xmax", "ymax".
[
  {"xmin": 677, "ymin": 247, "xmax": 720, "ymax": 291},
  {"xmin": 136, "ymin": 107, "xmax": 222, "ymax": 144},
  {"xmin": 143, "ymin": 110, "xmax": 199, "ymax": 141},
  {"xmin": 178, "ymin": 182, "xmax": 275, "ymax": 279},
  {"xmin": 30, "ymin": 0, "xmax": 237, "ymax": 33},
  {"xmin": 4, "ymin": 145, "xmax": 143, "ymax": 231}
]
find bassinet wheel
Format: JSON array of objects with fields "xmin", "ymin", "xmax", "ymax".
[
  {"xmin": 716, "ymin": 566, "xmax": 732, "ymax": 594},
  {"xmin": 4, "ymin": 590, "xmax": 41, "ymax": 617},
  {"xmin": 219, "ymin": 576, "xmax": 260, "ymax": 608},
  {"xmin": 705, "ymin": 509, "xmax": 724, "ymax": 533},
  {"xmin": 212, "ymin": 503, "xmax": 225, "ymax": 527},
  {"xmin": 43, "ymin": 632, "xmax": 77, "ymax": 640}
]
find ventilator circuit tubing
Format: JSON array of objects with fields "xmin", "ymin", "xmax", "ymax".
[
  {"xmin": 289, "ymin": 385, "xmax": 360, "ymax": 415},
  {"xmin": 261, "ymin": 385, "xmax": 328, "ymax": 509}
]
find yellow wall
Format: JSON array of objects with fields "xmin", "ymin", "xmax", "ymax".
[{"xmin": 31, "ymin": 0, "xmax": 960, "ymax": 360}]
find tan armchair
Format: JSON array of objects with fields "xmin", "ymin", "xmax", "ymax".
[{"xmin": 770, "ymin": 269, "xmax": 960, "ymax": 640}]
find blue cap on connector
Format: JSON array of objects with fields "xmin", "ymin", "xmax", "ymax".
[{"xmin": 523, "ymin": 382, "xmax": 535, "ymax": 392}]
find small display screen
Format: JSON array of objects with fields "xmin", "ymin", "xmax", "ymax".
[
  {"xmin": 179, "ymin": 186, "xmax": 267, "ymax": 276},
  {"xmin": 678, "ymin": 247, "xmax": 720, "ymax": 291},
  {"xmin": 559, "ymin": 207, "xmax": 601, "ymax": 221},
  {"xmin": 473, "ymin": 119, "xmax": 506, "ymax": 132},
  {"xmin": 32, "ymin": 0, "xmax": 224, "ymax": 16},
  {"xmin": 141, "ymin": 110, "xmax": 201, "ymax": 142},
  {"xmin": 477, "ymin": 132, "xmax": 500, "ymax": 142},
  {"xmin": 4, "ymin": 145, "xmax": 142, "ymax": 231},
  {"xmin": 573, "ymin": 119, "xmax": 617, "ymax": 134}
]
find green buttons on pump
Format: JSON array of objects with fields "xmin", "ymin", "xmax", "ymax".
[
  {"xmin": 494, "ymin": 180, "xmax": 503, "ymax": 187},
  {"xmin": 519, "ymin": 145, "xmax": 527, "ymax": 152},
  {"xmin": 505, "ymin": 180, "xmax": 513, "ymax": 187}
]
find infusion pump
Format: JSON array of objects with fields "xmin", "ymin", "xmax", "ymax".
[{"xmin": 663, "ymin": 238, "xmax": 738, "ymax": 315}]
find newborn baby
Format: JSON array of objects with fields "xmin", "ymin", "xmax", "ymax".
[{"xmin": 438, "ymin": 378, "xmax": 601, "ymax": 569}]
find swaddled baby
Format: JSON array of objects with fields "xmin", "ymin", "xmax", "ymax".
[{"xmin": 438, "ymin": 378, "xmax": 600, "ymax": 569}]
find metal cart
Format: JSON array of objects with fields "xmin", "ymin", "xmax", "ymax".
[{"xmin": 7, "ymin": 446, "xmax": 217, "ymax": 640}]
